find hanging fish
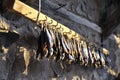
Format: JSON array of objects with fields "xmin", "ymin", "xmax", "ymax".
[
  {"xmin": 73, "ymin": 39, "xmax": 79, "ymax": 61},
  {"xmin": 91, "ymin": 46, "xmax": 97, "ymax": 62},
  {"xmin": 63, "ymin": 38, "xmax": 75, "ymax": 63},
  {"xmin": 66, "ymin": 35, "xmax": 78, "ymax": 62},
  {"xmin": 64, "ymin": 35, "xmax": 72, "ymax": 54},
  {"xmin": 68, "ymin": 39, "xmax": 73, "ymax": 55},
  {"xmin": 36, "ymin": 26, "xmax": 47, "ymax": 59},
  {"xmin": 69, "ymin": 38, "xmax": 75, "ymax": 61},
  {"xmin": 48, "ymin": 29, "xmax": 56, "ymax": 44},
  {"xmin": 59, "ymin": 32, "xmax": 69, "ymax": 54},
  {"xmin": 81, "ymin": 41, "xmax": 85, "ymax": 59},
  {"xmin": 99, "ymin": 50, "xmax": 106, "ymax": 67},
  {"xmin": 75, "ymin": 40, "xmax": 80, "ymax": 63},
  {"xmin": 86, "ymin": 43, "xmax": 94, "ymax": 66},
  {"xmin": 55, "ymin": 32, "xmax": 61, "ymax": 62},
  {"xmin": 62, "ymin": 35, "xmax": 71, "ymax": 62},
  {"xmin": 95, "ymin": 47, "xmax": 100, "ymax": 61},
  {"xmin": 78, "ymin": 42, "xmax": 84, "ymax": 65},
  {"xmin": 45, "ymin": 27, "xmax": 54, "ymax": 58},
  {"xmin": 63, "ymin": 35, "xmax": 76, "ymax": 63},
  {"xmin": 58, "ymin": 32, "xmax": 67, "ymax": 61},
  {"xmin": 48, "ymin": 28, "xmax": 56, "ymax": 59},
  {"xmin": 63, "ymin": 34, "xmax": 71, "ymax": 54},
  {"xmin": 81, "ymin": 41, "xmax": 89, "ymax": 66},
  {"xmin": 83, "ymin": 42, "xmax": 89, "ymax": 59},
  {"xmin": 72, "ymin": 39, "xmax": 79, "ymax": 63},
  {"xmin": 95, "ymin": 47, "xmax": 101, "ymax": 67},
  {"xmin": 69, "ymin": 54, "xmax": 75, "ymax": 61}
]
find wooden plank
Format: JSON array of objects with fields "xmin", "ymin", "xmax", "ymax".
[
  {"xmin": 101, "ymin": 7, "xmax": 120, "ymax": 39},
  {"xmin": 13, "ymin": 0, "xmax": 80, "ymax": 39},
  {"xmin": 44, "ymin": 0, "xmax": 102, "ymax": 33},
  {"xmin": 12, "ymin": 0, "xmax": 109, "ymax": 55}
]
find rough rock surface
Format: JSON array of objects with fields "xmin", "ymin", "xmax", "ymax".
[
  {"xmin": 0, "ymin": 0, "xmax": 120, "ymax": 80},
  {"xmin": 0, "ymin": 12, "xmax": 119, "ymax": 80},
  {"xmin": 48, "ymin": 0, "xmax": 100, "ymax": 23}
]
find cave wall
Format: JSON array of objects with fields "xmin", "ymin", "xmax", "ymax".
[
  {"xmin": 0, "ymin": 0, "xmax": 120, "ymax": 80},
  {"xmin": 0, "ymin": 13, "xmax": 119, "ymax": 80},
  {"xmin": 46, "ymin": 0, "xmax": 100, "ymax": 23}
]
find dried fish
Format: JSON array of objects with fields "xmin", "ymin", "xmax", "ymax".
[
  {"xmin": 100, "ymin": 51, "xmax": 106, "ymax": 67},
  {"xmin": 36, "ymin": 23, "xmax": 108, "ymax": 68},
  {"xmin": 36, "ymin": 27, "xmax": 46, "ymax": 59},
  {"xmin": 87, "ymin": 45, "xmax": 94, "ymax": 65},
  {"xmin": 45, "ymin": 28, "xmax": 54, "ymax": 58}
]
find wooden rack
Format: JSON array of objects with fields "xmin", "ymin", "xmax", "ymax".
[{"xmin": 12, "ymin": 0, "xmax": 109, "ymax": 55}]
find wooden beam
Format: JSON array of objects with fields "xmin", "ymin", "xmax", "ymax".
[
  {"xmin": 12, "ymin": 0, "xmax": 109, "ymax": 55},
  {"xmin": 13, "ymin": 0, "xmax": 80, "ymax": 39},
  {"xmin": 101, "ymin": 7, "xmax": 120, "ymax": 39},
  {"xmin": 44, "ymin": 0, "xmax": 102, "ymax": 33}
]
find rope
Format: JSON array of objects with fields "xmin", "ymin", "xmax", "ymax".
[{"xmin": 36, "ymin": 0, "xmax": 41, "ymax": 25}]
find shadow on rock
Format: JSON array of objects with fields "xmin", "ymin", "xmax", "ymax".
[{"xmin": 0, "ymin": 31, "xmax": 19, "ymax": 52}]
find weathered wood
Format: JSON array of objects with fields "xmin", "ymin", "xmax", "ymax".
[
  {"xmin": 101, "ymin": 7, "xmax": 120, "ymax": 39},
  {"xmin": 12, "ymin": 0, "xmax": 109, "ymax": 55},
  {"xmin": 13, "ymin": 0, "xmax": 81, "ymax": 39}
]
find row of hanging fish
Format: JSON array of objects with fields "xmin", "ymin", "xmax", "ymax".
[{"xmin": 36, "ymin": 23, "xmax": 107, "ymax": 68}]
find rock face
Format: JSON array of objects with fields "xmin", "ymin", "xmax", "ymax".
[
  {"xmin": 42, "ymin": 0, "xmax": 119, "ymax": 24},
  {"xmin": 0, "ymin": 13, "xmax": 119, "ymax": 80},
  {"xmin": 0, "ymin": 0, "xmax": 120, "ymax": 80},
  {"xmin": 48, "ymin": 0, "xmax": 100, "ymax": 23}
]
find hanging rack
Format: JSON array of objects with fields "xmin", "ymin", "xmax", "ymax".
[{"xmin": 11, "ymin": 0, "xmax": 109, "ymax": 55}]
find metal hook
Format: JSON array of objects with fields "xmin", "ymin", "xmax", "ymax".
[
  {"xmin": 56, "ymin": 25, "xmax": 63, "ymax": 31},
  {"xmin": 42, "ymin": 16, "xmax": 47, "ymax": 28},
  {"xmin": 44, "ymin": 16, "xmax": 47, "ymax": 21},
  {"xmin": 48, "ymin": 20, "xmax": 53, "ymax": 24},
  {"xmin": 72, "ymin": 32, "xmax": 79, "ymax": 39},
  {"xmin": 56, "ymin": 25, "xmax": 61, "ymax": 29},
  {"xmin": 72, "ymin": 32, "xmax": 77, "ymax": 37},
  {"xmin": 63, "ymin": 30, "xmax": 72, "ymax": 35},
  {"xmin": 69, "ymin": 30, "xmax": 72, "ymax": 34},
  {"xmin": 38, "ymin": 16, "xmax": 47, "ymax": 24},
  {"xmin": 52, "ymin": 22, "xmax": 58, "ymax": 27}
]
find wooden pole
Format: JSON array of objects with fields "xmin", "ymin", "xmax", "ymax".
[{"xmin": 12, "ymin": 0, "xmax": 109, "ymax": 55}]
